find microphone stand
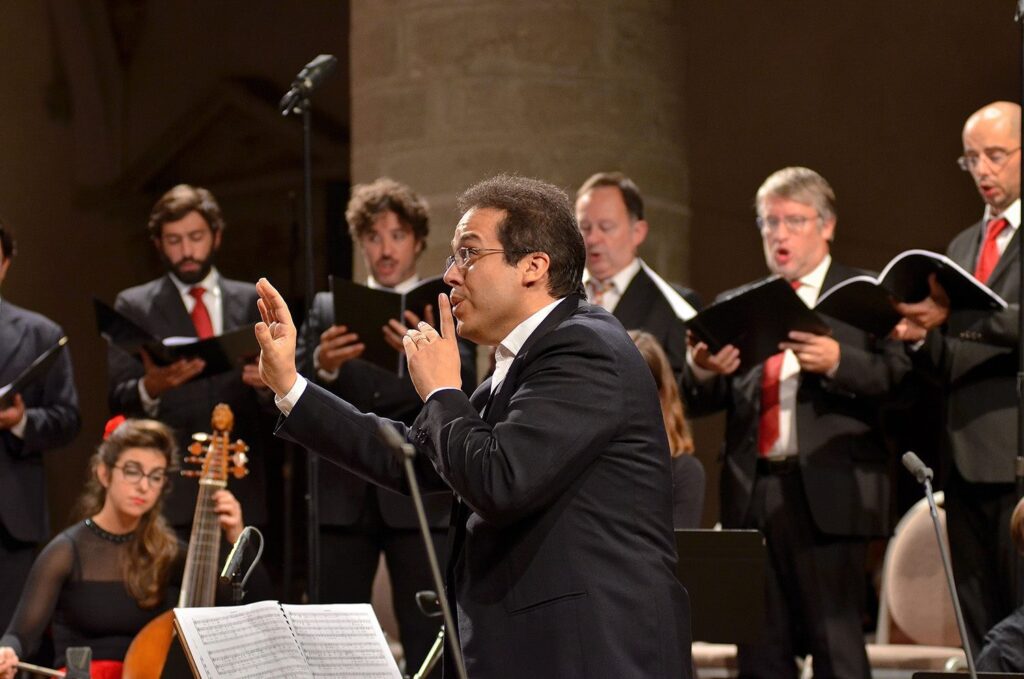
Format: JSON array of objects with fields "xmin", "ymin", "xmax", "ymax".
[
  {"xmin": 282, "ymin": 77, "xmax": 322, "ymax": 605},
  {"xmin": 378, "ymin": 424, "xmax": 468, "ymax": 679},
  {"xmin": 904, "ymin": 453, "xmax": 978, "ymax": 679}
]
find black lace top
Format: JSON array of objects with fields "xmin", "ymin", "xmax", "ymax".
[{"xmin": 0, "ymin": 521, "xmax": 185, "ymax": 665}]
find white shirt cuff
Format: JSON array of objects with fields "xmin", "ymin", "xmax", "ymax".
[
  {"xmin": 138, "ymin": 380, "xmax": 160, "ymax": 417},
  {"xmin": 275, "ymin": 375, "xmax": 308, "ymax": 416},
  {"xmin": 312, "ymin": 345, "xmax": 340, "ymax": 383}
]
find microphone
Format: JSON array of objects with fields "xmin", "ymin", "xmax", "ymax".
[
  {"xmin": 220, "ymin": 526, "xmax": 254, "ymax": 582},
  {"xmin": 901, "ymin": 451, "xmax": 934, "ymax": 484},
  {"xmin": 278, "ymin": 54, "xmax": 337, "ymax": 114}
]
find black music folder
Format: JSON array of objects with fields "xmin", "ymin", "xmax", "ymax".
[
  {"xmin": 815, "ymin": 249, "xmax": 1007, "ymax": 336},
  {"xmin": 675, "ymin": 529, "xmax": 766, "ymax": 644},
  {"xmin": 0, "ymin": 336, "xmax": 68, "ymax": 409},
  {"xmin": 688, "ymin": 277, "xmax": 830, "ymax": 371},
  {"xmin": 329, "ymin": 275, "xmax": 448, "ymax": 374},
  {"xmin": 94, "ymin": 299, "xmax": 259, "ymax": 379}
]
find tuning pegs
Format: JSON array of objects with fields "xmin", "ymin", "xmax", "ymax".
[
  {"xmin": 184, "ymin": 455, "xmax": 204, "ymax": 465},
  {"xmin": 187, "ymin": 442, "xmax": 206, "ymax": 455},
  {"xmin": 180, "ymin": 470, "xmax": 202, "ymax": 478}
]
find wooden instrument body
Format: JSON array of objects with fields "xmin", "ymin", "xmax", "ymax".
[{"xmin": 122, "ymin": 405, "xmax": 248, "ymax": 679}]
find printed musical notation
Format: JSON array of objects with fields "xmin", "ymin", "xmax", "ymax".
[{"xmin": 174, "ymin": 601, "xmax": 401, "ymax": 678}]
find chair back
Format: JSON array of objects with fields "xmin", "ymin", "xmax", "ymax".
[{"xmin": 877, "ymin": 492, "xmax": 962, "ymax": 647}]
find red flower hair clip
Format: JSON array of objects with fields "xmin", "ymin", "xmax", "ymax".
[{"xmin": 103, "ymin": 414, "xmax": 127, "ymax": 441}]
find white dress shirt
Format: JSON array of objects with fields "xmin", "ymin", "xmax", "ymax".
[{"xmin": 764, "ymin": 254, "xmax": 832, "ymax": 459}]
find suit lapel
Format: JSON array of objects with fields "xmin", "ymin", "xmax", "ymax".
[
  {"xmin": 220, "ymin": 280, "xmax": 247, "ymax": 332},
  {"xmin": 0, "ymin": 304, "xmax": 25, "ymax": 378},
  {"xmin": 612, "ymin": 268, "xmax": 651, "ymax": 327},
  {"xmin": 948, "ymin": 220, "xmax": 985, "ymax": 271},
  {"xmin": 484, "ymin": 295, "xmax": 583, "ymax": 424},
  {"xmin": 152, "ymin": 276, "xmax": 196, "ymax": 338}
]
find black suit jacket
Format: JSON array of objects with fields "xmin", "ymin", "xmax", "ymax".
[
  {"xmin": 0, "ymin": 301, "xmax": 80, "ymax": 543},
  {"xmin": 295, "ymin": 290, "xmax": 475, "ymax": 528},
  {"xmin": 106, "ymin": 275, "xmax": 270, "ymax": 526},
  {"xmin": 613, "ymin": 266, "xmax": 701, "ymax": 379},
  {"xmin": 279, "ymin": 295, "xmax": 692, "ymax": 679},
  {"xmin": 915, "ymin": 220, "xmax": 1020, "ymax": 483},
  {"xmin": 685, "ymin": 263, "xmax": 910, "ymax": 537}
]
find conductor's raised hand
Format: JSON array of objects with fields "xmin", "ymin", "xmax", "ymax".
[
  {"xmin": 402, "ymin": 293, "xmax": 462, "ymax": 400},
  {"xmin": 254, "ymin": 278, "xmax": 298, "ymax": 398}
]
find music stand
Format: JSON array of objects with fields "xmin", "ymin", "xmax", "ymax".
[{"xmin": 674, "ymin": 529, "xmax": 766, "ymax": 644}]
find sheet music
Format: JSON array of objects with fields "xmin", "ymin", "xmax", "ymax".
[
  {"xmin": 175, "ymin": 601, "xmax": 311, "ymax": 679},
  {"xmin": 282, "ymin": 603, "xmax": 403, "ymax": 678}
]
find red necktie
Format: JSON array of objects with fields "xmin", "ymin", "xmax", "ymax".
[
  {"xmin": 758, "ymin": 280, "xmax": 802, "ymax": 456},
  {"xmin": 189, "ymin": 286, "xmax": 214, "ymax": 339},
  {"xmin": 973, "ymin": 217, "xmax": 1009, "ymax": 284}
]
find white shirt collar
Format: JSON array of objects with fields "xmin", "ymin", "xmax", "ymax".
[
  {"xmin": 792, "ymin": 253, "xmax": 831, "ymax": 298},
  {"xmin": 582, "ymin": 257, "xmax": 641, "ymax": 294},
  {"xmin": 169, "ymin": 267, "xmax": 221, "ymax": 296},
  {"xmin": 983, "ymin": 198, "xmax": 1021, "ymax": 230},
  {"xmin": 368, "ymin": 273, "xmax": 420, "ymax": 294},
  {"xmin": 491, "ymin": 297, "xmax": 564, "ymax": 393}
]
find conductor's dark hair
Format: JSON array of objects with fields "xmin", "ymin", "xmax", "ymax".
[
  {"xmin": 457, "ymin": 175, "xmax": 585, "ymax": 298},
  {"xmin": 147, "ymin": 184, "xmax": 225, "ymax": 239},
  {"xmin": 576, "ymin": 171, "xmax": 645, "ymax": 222}
]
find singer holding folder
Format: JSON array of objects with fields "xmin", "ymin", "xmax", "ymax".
[
  {"xmin": 106, "ymin": 185, "xmax": 274, "ymax": 541},
  {"xmin": 893, "ymin": 101, "xmax": 1023, "ymax": 654},
  {"xmin": 255, "ymin": 175, "xmax": 693, "ymax": 678},
  {"xmin": 0, "ymin": 223, "xmax": 81, "ymax": 635},
  {"xmin": 684, "ymin": 167, "xmax": 910, "ymax": 679},
  {"xmin": 0, "ymin": 418, "xmax": 245, "ymax": 679}
]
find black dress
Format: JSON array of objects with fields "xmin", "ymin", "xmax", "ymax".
[{"xmin": 0, "ymin": 520, "xmax": 183, "ymax": 666}]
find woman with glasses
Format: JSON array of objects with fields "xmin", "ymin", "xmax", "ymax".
[{"xmin": 0, "ymin": 418, "xmax": 245, "ymax": 679}]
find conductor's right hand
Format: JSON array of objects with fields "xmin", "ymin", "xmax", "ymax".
[
  {"xmin": 140, "ymin": 349, "xmax": 205, "ymax": 398},
  {"xmin": 316, "ymin": 325, "xmax": 365, "ymax": 373},
  {"xmin": 689, "ymin": 338, "xmax": 741, "ymax": 376},
  {"xmin": 254, "ymin": 278, "xmax": 299, "ymax": 398},
  {"xmin": 0, "ymin": 646, "xmax": 19, "ymax": 679}
]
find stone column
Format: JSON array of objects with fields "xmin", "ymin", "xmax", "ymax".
[{"xmin": 349, "ymin": 0, "xmax": 691, "ymax": 284}]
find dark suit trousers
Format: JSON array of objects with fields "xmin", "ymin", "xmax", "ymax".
[
  {"xmin": 0, "ymin": 523, "xmax": 34, "ymax": 632},
  {"xmin": 320, "ymin": 487, "xmax": 447, "ymax": 676},
  {"xmin": 945, "ymin": 467, "xmax": 1019, "ymax": 655},
  {"xmin": 737, "ymin": 466, "xmax": 870, "ymax": 679}
]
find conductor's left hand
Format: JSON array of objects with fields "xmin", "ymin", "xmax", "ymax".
[
  {"xmin": 254, "ymin": 278, "xmax": 299, "ymax": 398},
  {"xmin": 403, "ymin": 293, "xmax": 462, "ymax": 401}
]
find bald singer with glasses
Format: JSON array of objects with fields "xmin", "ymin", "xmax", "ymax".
[{"xmin": 893, "ymin": 101, "xmax": 1022, "ymax": 654}]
